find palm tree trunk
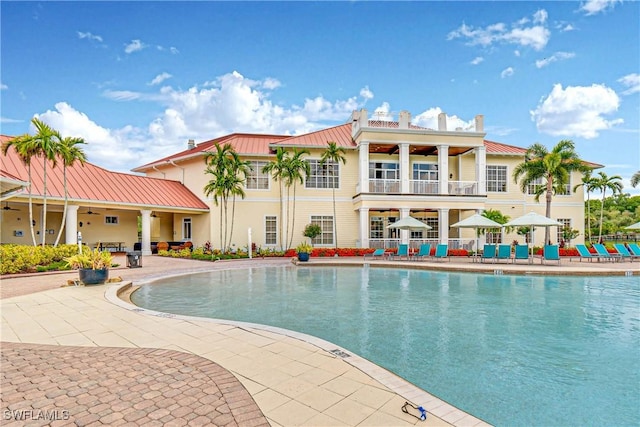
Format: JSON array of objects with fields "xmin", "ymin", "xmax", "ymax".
[
  {"xmin": 223, "ymin": 198, "xmax": 229, "ymax": 251},
  {"xmin": 27, "ymin": 165, "xmax": 37, "ymax": 246},
  {"xmin": 219, "ymin": 204, "xmax": 224, "ymax": 250},
  {"xmin": 586, "ymin": 193, "xmax": 591, "ymax": 243},
  {"xmin": 545, "ymin": 186, "xmax": 553, "ymax": 245},
  {"xmin": 41, "ymin": 160, "xmax": 48, "ymax": 246},
  {"xmin": 288, "ymin": 183, "xmax": 297, "ymax": 249},
  {"xmin": 229, "ymin": 194, "xmax": 236, "ymax": 248},
  {"xmin": 278, "ymin": 182, "xmax": 284, "ymax": 251},
  {"xmin": 285, "ymin": 186, "xmax": 291, "ymax": 250},
  {"xmin": 598, "ymin": 190, "xmax": 606, "ymax": 243},
  {"xmin": 332, "ymin": 187, "xmax": 337, "ymax": 248},
  {"xmin": 54, "ymin": 166, "xmax": 68, "ymax": 246}
]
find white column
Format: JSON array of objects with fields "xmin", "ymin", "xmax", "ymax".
[
  {"xmin": 140, "ymin": 209, "xmax": 152, "ymax": 255},
  {"xmin": 359, "ymin": 207, "xmax": 369, "ymax": 248},
  {"xmin": 438, "ymin": 145, "xmax": 449, "ymax": 194},
  {"xmin": 400, "ymin": 142, "xmax": 410, "ymax": 193},
  {"xmin": 439, "ymin": 208, "xmax": 450, "ymax": 245},
  {"xmin": 65, "ymin": 205, "xmax": 79, "ymax": 245},
  {"xmin": 399, "ymin": 207, "xmax": 410, "ymax": 245},
  {"xmin": 475, "ymin": 145, "xmax": 486, "ymax": 195},
  {"xmin": 359, "ymin": 141, "xmax": 370, "ymax": 193}
]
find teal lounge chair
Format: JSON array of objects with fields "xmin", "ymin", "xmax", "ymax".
[
  {"xmin": 613, "ymin": 244, "xmax": 638, "ymax": 262},
  {"xmin": 496, "ymin": 244, "xmax": 511, "ymax": 262},
  {"xmin": 593, "ymin": 243, "xmax": 620, "ymax": 262},
  {"xmin": 480, "ymin": 244, "xmax": 497, "ymax": 263},
  {"xmin": 575, "ymin": 244, "xmax": 598, "ymax": 262},
  {"xmin": 628, "ymin": 243, "xmax": 640, "ymax": 257},
  {"xmin": 513, "ymin": 244, "xmax": 530, "ymax": 264},
  {"xmin": 392, "ymin": 244, "xmax": 410, "ymax": 260},
  {"xmin": 414, "ymin": 244, "xmax": 431, "ymax": 260},
  {"xmin": 542, "ymin": 244, "xmax": 561, "ymax": 265},
  {"xmin": 365, "ymin": 248, "xmax": 387, "ymax": 259},
  {"xmin": 433, "ymin": 244, "xmax": 449, "ymax": 261}
]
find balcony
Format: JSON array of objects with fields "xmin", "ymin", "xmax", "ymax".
[
  {"xmin": 369, "ymin": 179, "xmax": 400, "ymax": 193},
  {"xmin": 448, "ymin": 181, "xmax": 478, "ymax": 195},
  {"xmin": 410, "ymin": 180, "xmax": 439, "ymax": 194},
  {"xmin": 364, "ymin": 178, "xmax": 479, "ymax": 195}
]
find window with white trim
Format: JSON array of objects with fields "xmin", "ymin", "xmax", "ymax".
[
  {"xmin": 486, "ymin": 165, "xmax": 507, "ymax": 192},
  {"xmin": 246, "ymin": 161, "xmax": 269, "ymax": 190},
  {"xmin": 182, "ymin": 218, "xmax": 192, "ymax": 240},
  {"xmin": 305, "ymin": 159, "xmax": 339, "ymax": 189},
  {"xmin": 369, "ymin": 162, "xmax": 399, "ymax": 180},
  {"xmin": 265, "ymin": 216, "xmax": 277, "ymax": 245},
  {"xmin": 370, "ymin": 216, "xmax": 384, "ymax": 239},
  {"xmin": 105, "ymin": 216, "xmax": 119, "ymax": 225},
  {"xmin": 556, "ymin": 218, "xmax": 571, "ymax": 243},
  {"xmin": 310, "ymin": 215, "xmax": 334, "ymax": 245},
  {"xmin": 527, "ymin": 177, "xmax": 571, "ymax": 195},
  {"xmin": 412, "ymin": 163, "xmax": 438, "ymax": 180}
]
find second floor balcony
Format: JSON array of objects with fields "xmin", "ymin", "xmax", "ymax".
[{"xmin": 363, "ymin": 179, "xmax": 480, "ymax": 196}]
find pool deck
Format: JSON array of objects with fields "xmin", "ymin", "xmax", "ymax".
[{"xmin": 1, "ymin": 255, "xmax": 637, "ymax": 426}]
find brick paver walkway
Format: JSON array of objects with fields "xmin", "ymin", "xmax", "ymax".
[{"xmin": 1, "ymin": 342, "xmax": 269, "ymax": 427}]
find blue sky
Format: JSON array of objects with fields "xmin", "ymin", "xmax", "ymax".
[{"xmin": 1, "ymin": 1, "xmax": 639, "ymax": 194}]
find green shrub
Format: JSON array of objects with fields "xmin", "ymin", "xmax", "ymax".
[{"xmin": 0, "ymin": 244, "xmax": 86, "ymax": 275}]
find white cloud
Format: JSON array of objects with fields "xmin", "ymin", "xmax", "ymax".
[
  {"xmin": 77, "ymin": 31, "xmax": 103, "ymax": 43},
  {"xmin": 124, "ymin": 39, "xmax": 146, "ymax": 54},
  {"xmin": 579, "ymin": 0, "xmax": 621, "ymax": 15},
  {"xmin": 413, "ymin": 107, "xmax": 475, "ymax": 131},
  {"xmin": 156, "ymin": 45, "xmax": 180, "ymax": 54},
  {"xmin": 618, "ymin": 73, "xmax": 640, "ymax": 95},
  {"xmin": 471, "ymin": 56, "xmax": 484, "ymax": 65},
  {"xmin": 501, "ymin": 67, "xmax": 515, "ymax": 78},
  {"xmin": 38, "ymin": 71, "xmax": 373, "ymax": 171},
  {"xmin": 447, "ymin": 10, "xmax": 551, "ymax": 51},
  {"xmin": 149, "ymin": 72, "xmax": 172, "ymax": 86},
  {"xmin": 530, "ymin": 83, "xmax": 624, "ymax": 139},
  {"xmin": 535, "ymin": 51, "xmax": 576, "ymax": 68},
  {"xmin": 0, "ymin": 83, "xmax": 7, "ymax": 90}
]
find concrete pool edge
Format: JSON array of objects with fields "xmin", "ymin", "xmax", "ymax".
[{"xmin": 109, "ymin": 281, "xmax": 491, "ymax": 427}]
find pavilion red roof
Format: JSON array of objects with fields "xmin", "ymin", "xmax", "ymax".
[{"xmin": 0, "ymin": 135, "xmax": 209, "ymax": 211}]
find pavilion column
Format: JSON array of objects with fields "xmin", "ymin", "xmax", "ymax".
[
  {"xmin": 359, "ymin": 207, "xmax": 369, "ymax": 248},
  {"xmin": 438, "ymin": 145, "xmax": 449, "ymax": 194},
  {"xmin": 358, "ymin": 141, "xmax": 370, "ymax": 193},
  {"xmin": 439, "ymin": 208, "xmax": 450, "ymax": 245},
  {"xmin": 140, "ymin": 210, "xmax": 152, "ymax": 255},
  {"xmin": 475, "ymin": 145, "xmax": 486, "ymax": 195},
  {"xmin": 399, "ymin": 142, "xmax": 410, "ymax": 193},
  {"xmin": 399, "ymin": 207, "xmax": 410, "ymax": 245},
  {"xmin": 64, "ymin": 205, "xmax": 79, "ymax": 245}
]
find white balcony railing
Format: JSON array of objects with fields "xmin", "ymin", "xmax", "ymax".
[
  {"xmin": 448, "ymin": 181, "xmax": 478, "ymax": 195},
  {"xmin": 410, "ymin": 180, "xmax": 439, "ymax": 194},
  {"xmin": 369, "ymin": 179, "xmax": 400, "ymax": 193}
]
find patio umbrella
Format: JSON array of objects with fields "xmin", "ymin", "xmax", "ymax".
[
  {"xmin": 503, "ymin": 211, "xmax": 562, "ymax": 247},
  {"xmin": 625, "ymin": 221, "xmax": 640, "ymax": 230},
  {"xmin": 450, "ymin": 213, "xmax": 503, "ymax": 256},
  {"xmin": 386, "ymin": 216, "xmax": 432, "ymax": 231}
]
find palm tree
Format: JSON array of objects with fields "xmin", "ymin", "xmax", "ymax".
[
  {"xmin": 284, "ymin": 148, "xmax": 310, "ymax": 249},
  {"xmin": 226, "ymin": 151, "xmax": 251, "ymax": 249},
  {"xmin": 631, "ymin": 171, "xmax": 640, "ymax": 188},
  {"xmin": 262, "ymin": 147, "xmax": 289, "ymax": 251},
  {"xmin": 512, "ymin": 140, "xmax": 588, "ymax": 245},
  {"xmin": 320, "ymin": 141, "xmax": 346, "ymax": 248},
  {"xmin": 54, "ymin": 136, "xmax": 87, "ymax": 246},
  {"xmin": 204, "ymin": 144, "xmax": 234, "ymax": 250},
  {"xmin": 2, "ymin": 133, "xmax": 39, "ymax": 245},
  {"xmin": 591, "ymin": 171, "xmax": 623, "ymax": 243},
  {"xmin": 573, "ymin": 170, "xmax": 597, "ymax": 243},
  {"xmin": 480, "ymin": 209, "xmax": 512, "ymax": 243}
]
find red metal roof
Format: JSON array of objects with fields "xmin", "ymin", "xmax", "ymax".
[
  {"xmin": 271, "ymin": 123, "xmax": 356, "ymax": 148},
  {"xmin": 0, "ymin": 135, "xmax": 209, "ymax": 211},
  {"xmin": 133, "ymin": 133, "xmax": 289, "ymax": 171},
  {"xmin": 484, "ymin": 140, "xmax": 528, "ymax": 155}
]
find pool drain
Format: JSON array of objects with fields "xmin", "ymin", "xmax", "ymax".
[{"xmin": 329, "ymin": 349, "xmax": 350, "ymax": 358}]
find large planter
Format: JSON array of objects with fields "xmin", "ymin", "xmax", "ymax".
[
  {"xmin": 297, "ymin": 252, "xmax": 310, "ymax": 262},
  {"xmin": 79, "ymin": 268, "xmax": 109, "ymax": 285}
]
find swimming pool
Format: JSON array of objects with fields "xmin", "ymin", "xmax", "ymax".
[{"xmin": 131, "ymin": 266, "xmax": 640, "ymax": 426}]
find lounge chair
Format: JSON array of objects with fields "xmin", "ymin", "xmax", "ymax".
[
  {"xmin": 628, "ymin": 243, "xmax": 640, "ymax": 257},
  {"xmin": 575, "ymin": 244, "xmax": 598, "ymax": 262},
  {"xmin": 433, "ymin": 244, "xmax": 449, "ymax": 261},
  {"xmin": 541, "ymin": 244, "xmax": 560, "ymax": 265},
  {"xmin": 496, "ymin": 244, "xmax": 512, "ymax": 262},
  {"xmin": 613, "ymin": 244, "xmax": 638, "ymax": 262},
  {"xmin": 480, "ymin": 244, "xmax": 497, "ymax": 263},
  {"xmin": 365, "ymin": 248, "xmax": 387, "ymax": 259},
  {"xmin": 392, "ymin": 244, "xmax": 410, "ymax": 260},
  {"xmin": 513, "ymin": 244, "xmax": 530, "ymax": 263},
  {"xmin": 593, "ymin": 243, "xmax": 620, "ymax": 262},
  {"xmin": 413, "ymin": 244, "xmax": 431, "ymax": 261}
]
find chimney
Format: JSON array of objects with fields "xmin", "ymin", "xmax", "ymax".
[
  {"xmin": 438, "ymin": 113, "xmax": 447, "ymax": 131},
  {"xmin": 187, "ymin": 139, "xmax": 195, "ymax": 149},
  {"xmin": 475, "ymin": 115, "xmax": 484, "ymax": 132},
  {"xmin": 399, "ymin": 110, "xmax": 411, "ymax": 129}
]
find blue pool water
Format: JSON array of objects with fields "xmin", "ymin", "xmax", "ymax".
[{"xmin": 131, "ymin": 267, "xmax": 640, "ymax": 426}]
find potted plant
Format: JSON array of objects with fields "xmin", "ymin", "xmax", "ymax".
[
  {"xmin": 296, "ymin": 242, "xmax": 313, "ymax": 262},
  {"xmin": 64, "ymin": 245, "xmax": 114, "ymax": 285}
]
